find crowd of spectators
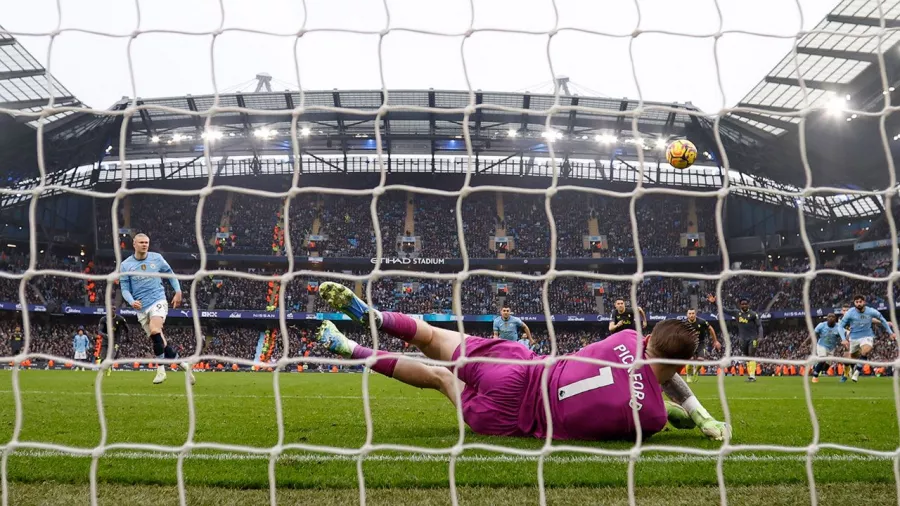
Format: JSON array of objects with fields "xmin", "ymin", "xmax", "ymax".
[
  {"xmin": 459, "ymin": 193, "xmax": 498, "ymax": 258},
  {"xmin": 318, "ymin": 196, "xmax": 376, "ymax": 257},
  {"xmin": 221, "ymin": 194, "xmax": 283, "ymax": 253},
  {"xmin": 96, "ymin": 195, "xmax": 209, "ymax": 253},
  {"xmin": 10, "ymin": 248, "xmax": 900, "ymax": 315},
  {"xmin": 94, "ymin": 190, "xmax": 726, "ymax": 259},
  {"xmin": 415, "ymin": 195, "xmax": 462, "ymax": 258}
]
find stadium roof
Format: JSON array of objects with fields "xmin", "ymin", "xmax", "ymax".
[
  {"xmin": 732, "ymin": 0, "xmax": 900, "ymax": 136},
  {"xmin": 0, "ymin": 25, "xmax": 84, "ymax": 128},
  {"xmin": 2, "ymin": 86, "xmax": 783, "ymax": 188}
]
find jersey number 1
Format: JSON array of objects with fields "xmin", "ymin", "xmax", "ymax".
[{"xmin": 558, "ymin": 366, "xmax": 614, "ymax": 401}]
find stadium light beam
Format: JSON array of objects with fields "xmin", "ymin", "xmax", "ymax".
[
  {"xmin": 507, "ymin": 129, "xmax": 517, "ymax": 138},
  {"xmin": 827, "ymin": 95, "xmax": 846, "ymax": 116},
  {"xmin": 656, "ymin": 139, "xmax": 667, "ymax": 149},
  {"xmin": 597, "ymin": 134, "xmax": 617, "ymax": 144},
  {"xmin": 301, "ymin": 127, "xmax": 311, "ymax": 137},
  {"xmin": 202, "ymin": 130, "xmax": 224, "ymax": 141},
  {"xmin": 254, "ymin": 128, "xmax": 276, "ymax": 139},
  {"xmin": 150, "ymin": 135, "xmax": 160, "ymax": 143}
]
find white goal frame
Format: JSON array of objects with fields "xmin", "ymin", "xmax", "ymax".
[{"xmin": 0, "ymin": 1, "xmax": 899, "ymax": 506}]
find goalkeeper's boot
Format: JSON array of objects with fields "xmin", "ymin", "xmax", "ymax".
[
  {"xmin": 699, "ymin": 419, "xmax": 731, "ymax": 441},
  {"xmin": 316, "ymin": 321, "xmax": 355, "ymax": 359},
  {"xmin": 811, "ymin": 376, "xmax": 819, "ymax": 383},
  {"xmin": 665, "ymin": 401, "xmax": 696, "ymax": 430},
  {"xmin": 851, "ymin": 369, "xmax": 860, "ymax": 383},
  {"xmin": 319, "ymin": 282, "xmax": 380, "ymax": 327},
  {"xmin": 152, "ymin": 365, "xmax": 167, "ymax": 384},
  {"xmin": 181, "ymin": 362, "xmax": 196, "ymax": 385}
]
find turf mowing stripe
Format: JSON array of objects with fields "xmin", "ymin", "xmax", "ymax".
[{"xmin": 4, "ymin": 450, "xmax": 897, "ymax": 464}]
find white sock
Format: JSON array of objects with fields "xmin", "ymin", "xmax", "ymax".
[
  {"xmin": 682, "ymin": 395, "xmax": 712, "ymax": 424},
  {"xmin": 372, "ymin": 309, "xmax": 384, "ymax": 328}
]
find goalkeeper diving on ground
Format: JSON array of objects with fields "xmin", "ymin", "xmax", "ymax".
[{"xmin": 316, "ymin": 282, "xmax": 730, "ymax": 441}]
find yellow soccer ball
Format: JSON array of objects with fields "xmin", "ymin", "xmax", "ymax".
[{"xmin": 666, "ymin": 139, "xmax": 698, "ymax": 169}]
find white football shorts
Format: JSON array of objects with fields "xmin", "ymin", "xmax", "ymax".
[
  {"xmin": 74, "ymin": 351, "xmax": 87, "ymax": 360},
  {"xmin": 138, "ymin": 299, "xmax": 169, "ymax": 336},
  {"xmin": 849, "ymin": 336, "xmax": 874, "ymax": 355},
  {"xmin": 816, "ymin": 344, "xmax": 837, "ymax": 358}
]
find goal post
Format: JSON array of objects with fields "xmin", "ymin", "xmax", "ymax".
[{"xmin": 0, "ymin": 1, "xmax": 899, "ymax": 505}]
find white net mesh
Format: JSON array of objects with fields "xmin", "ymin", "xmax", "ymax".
[{"xmin": 1, "ymin": 0, "xmax": 899, "ymax": 505}]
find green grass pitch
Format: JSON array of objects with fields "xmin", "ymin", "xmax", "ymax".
[{"xmin": 0, "ymin": 370, "xmax": 897, "ymax": 505}]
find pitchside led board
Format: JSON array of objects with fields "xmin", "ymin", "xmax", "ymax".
[{"xmin": 12, "ymin": 302, "xmax": 859, "ymax": 323}]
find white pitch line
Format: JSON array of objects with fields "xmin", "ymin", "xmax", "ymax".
[
  {"xmin": 0, "ymin": 390, "xmax": 434, "ymax": 401},
  {"xmin": 0, "ymin": 390, "xmax": 891, "ymax": 402},
  {"xmin": 3, "ymin": 449, "xmax": 896, "ymax": 464}
]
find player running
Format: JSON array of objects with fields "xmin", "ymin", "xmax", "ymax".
[
  {"xmin": 609, "ymin": 298, "xmax": 647, "ymax": 333},
  {"xmin": 683, "ymin": 309, "xmax": 721, "ymax": 382},
  {"xmin": 707, "ymin": 295, "xmax": 763, "ymax": 382},
  {"xmin": 120, "ymin": 233, "xmax": 195, "ymax": 385},
  {"xmin": 96, "ymin": 315, "xmax": 127, "ymax": 377},
  {"xmin": 811, "ymin": 313, "xmax": 843, "ymax": 383},
  {"xmin": 73, "ymin": 326, "xmax": 90, "ymax": 371},
  {"xmin": 838, "ymin": 295, "xmax": 895, "ymax": 383},
  {"xmin": 315, "ymin": 281, "xmax": 730, "ymax": 442},
  {"xmin": 493, "ymin": 306, "xmax": 535, "ymax": 349}
]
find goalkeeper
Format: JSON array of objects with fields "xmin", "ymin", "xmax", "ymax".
[
  {"xmin": 315, "ymin": 282, "xmax": 729, "ymax": 441},
  {"xmin": 96, "ymin": 315, "xmax": 127, "ymax": 377}
]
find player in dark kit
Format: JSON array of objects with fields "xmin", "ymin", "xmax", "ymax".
[
  {"xmin": 97, "ymin": 315, "xmax": 128, "ymax": 377},
  {"xmin": 9, "ymin": 326, "xmax": 23, "ymax": 355},
  {"xmin": 684, "ymin": 309, "xmax": 721, "ymax": 382},
  {"xmin": 707, "ymin": 295, "xmax": 763, "ymax": 382},
  {"xmin": 608, "ymin": 298, "xmax": 647, "ymax": 333}
]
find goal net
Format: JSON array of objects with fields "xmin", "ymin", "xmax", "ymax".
[{"xmin": 1, "ymin": 0, "xmax": 898, "ymax": 505}]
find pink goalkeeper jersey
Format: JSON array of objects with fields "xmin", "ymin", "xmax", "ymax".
[{"xmin": 526, "ymin": 330, "xmax": 668, "ymax": 440}]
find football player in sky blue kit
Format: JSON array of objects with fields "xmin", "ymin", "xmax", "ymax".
[
  {"xmin": 72, "ymin": 326, "xmax": 90, "ymax": 371},
  {"xmin": 838, "ymin": 295, "xmax": 895, "ymax": 383},
  {"xmin": 493, "ymin": 306, "xmax": 535, "ymax": 349},
  {"xmin": 811, "ymin": 313, "xmax": 843, "ymax": 383},
  {"xmin": 120, "ymin": 233, "xmax": 195, "ymax": 385}
]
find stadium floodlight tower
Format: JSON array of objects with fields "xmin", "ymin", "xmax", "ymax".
[{"xmin": 254, "ymin": 73, "xmax": 273, "ymax": 93}]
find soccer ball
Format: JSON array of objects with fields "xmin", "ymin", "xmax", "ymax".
[{"xmin": 665, "ymin": 139, "xmax": 698, "ymax": 169}]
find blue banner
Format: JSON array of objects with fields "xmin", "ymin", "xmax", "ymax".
[
  {"xmin": 855, "ymin": 237, "xmax": 900, "ymax": 251},
  {"xmin": 0, "ymin": 302, "xmax": 871, "ymax": 323}
]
